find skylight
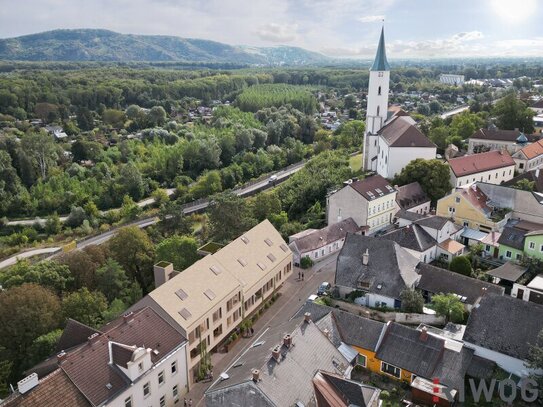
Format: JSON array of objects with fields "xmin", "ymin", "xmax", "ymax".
[
  {"xmin": 264, "ymin": 238, "xmax": 273, "ymax": 246},
  {"xmin": 267, "ymin": 253, "xmax": 276, "ymax": 262},
  {"xmin": 257, "ymin": 262, "xmax": 267, "ymax": 271},
  {"xmin": 237, "ymin": 258, "xmax": 248, "ymax": 267},
  {"xmin": 179, "ymin": 308, "xmax": 192, "ymax": 320},
  {"xmin": 204, "ymin": 289, "xmax": 216, "ymax": 300},
  {"xmin": 280, "ymin": 244, "xmax": 289, "ymax": 252},
  {"xmin": 241, "ymin": 236, "xmax": 250, "ymax": 244},
  {"xmin": 210, "ymin": 265, "xmax": 222, "ymax": 275},
  {"xmin": 175, "ymin": 288, "xmax": 188, "ymax": 300}
]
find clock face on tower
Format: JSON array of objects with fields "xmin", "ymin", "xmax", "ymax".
[{"xmin": 378, "ymin": 72, "xmax": 383, "ymax": 77}]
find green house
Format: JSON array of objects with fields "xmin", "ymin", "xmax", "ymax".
[
  {"xmin": 497, "ymin": 226, "xmax": 525, "ymax": 262},
  {"xmin": 523, "ymin": 231, "xmax": 543, "ymax": 261}
]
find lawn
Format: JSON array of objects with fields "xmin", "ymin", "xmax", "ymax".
[{"xmin": 349, "ymin": 153, "xmax": 363, "ymax": 173}]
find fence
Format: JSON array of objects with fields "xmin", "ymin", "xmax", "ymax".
[{"xmin": 330, "ymin": 299, "xmax": 445, "ymax": 325}]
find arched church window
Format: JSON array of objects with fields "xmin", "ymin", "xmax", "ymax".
[
  {"xmin": 378, "ymin": 86, "xmax": 381, "ymax": 95},
  {"xmin": 377, "ymin": 106, "xmax": 380, "ymax": 116}
]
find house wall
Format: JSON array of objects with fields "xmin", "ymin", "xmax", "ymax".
[
  {"xmin": 293, "ymin": 237, "xmax": 347, "ymax": 265},
  {"xmin": 106, "ymin": 345, "xmax": 188, "ymax": 407},
  {"xmin": 378, "ymin": 144, "xmax": 436, "ymax": 180},
  {"xmin": 327, "ymin": 186, "xmax": 369, "ymax": 227},
  {"xmin": 366, "ymin": 293, "xmax": 398, "ymax": 309},
  {"xmin": 511, "ymin": 283, "xmax": 543, "ymax": 304},
  {"xmin": 405, "ymin": 246, "xmax": 437, "ymax": 264},
  {"xmin": 498, "ymin": 244, "xmax": 524, "ymax": 262},
  {"xmin": 366, "ymin": 192, "xmax": 397, "ymax": 233},
  {"xmin": 436, "ymin": 192, "xmax": 500, "ymax": 232},
  {"xmin": 523, "ymin": 234, "xmax": 543, "ymax": 260},
  {"xmin": 352, "ymin": 345, "xmax": 413, "ymax": 384},
  {"xmin": 514, "ymin": 155, "xmax": 543, "ymax": 174},
  {"xmin": 467, "ymin": 139, "xmax": 525, "ymax": 155},
  {"xmin": 451, "ymin": 165, "xmax": 515, "ymax": 188},
  {"xmin": 407, "ymin": 201, "xmax": 431, "ymax": 215}
]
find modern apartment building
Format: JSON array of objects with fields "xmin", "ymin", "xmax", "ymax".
[{"xmin": 130, "ymin": 220, "xmax": 293, "ymax": 385}]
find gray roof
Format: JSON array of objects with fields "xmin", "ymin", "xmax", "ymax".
[
  {"xmin": 378, "ymin": 116, "xmax": 436, "ymax": 148},
  {"xmin": 460, "ymin": 227, "xmax": 488, "ymax": 241},
  {"xmin": 432, "ymin": 347, "xmax": 475, "ymax": 391},
  {"xmin": 395, "ymin": 209, "xmax": 427, "ymax": 222},
  {"xmin": 416, "ymin": 263, "xmax": 504, "ymax": 305},
  {"xmin": 382, "ymin": 224, "xmax": 436, "ymax": 253},
  {"xmin": 376, "ymin": 323, "xmax": 444, "ymax": 378},
  {"xmin": 497, "ymin": 226, "xmax": 526, "ymax": 250},
  {"xmin": 396, "ymin": 182, "xmax": 430, "ymax": 211},
  {"xmin": 464, "ymin": 294, "xmax": 543, "ymax": 360},
  {"xmin": 206, "ymin": 317, "xmax": 350, "ymax": 407},
  {"xmin": 335, "ymin": 234, "xmax": 420, "ymax": 300},
  {"xmin": 466, "ymin": 355, "xmax": 496, "ymax": 380},
  {"xmin": 414, "ymin": 215, "xmax": 451, "ymax": 230},
  {"xmin": 294, "ymin": 302, "xmax": 385, "ymax": 352},
  {"xmin": 486, "ymin": 262, "xmax": 528, "ymax": 282},
  {"xmin": 289, "ymin": 218, "xmax": 359, "ymax": 254},
  {"xmin": 370, "ymin": 26, "xmax": 390, "ymax": 71},
  {"xmin": 348, "ymin": 175, "xmax": 395, "ymax": 202},
  {"xmin": 314, "ymin": 371, "xmax": 381, "ymax": 407}
]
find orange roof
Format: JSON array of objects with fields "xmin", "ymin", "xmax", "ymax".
[
  {"xmin": 449, "ymin": 150, "xmax": 515, "ymax": 177},
  {"xmin": 438, "ymin": 238, "xmax": 465, "ymax": 254},
  {"xmin": 519, "ymin": 139, "xmax": 543, "ymax": 160}
]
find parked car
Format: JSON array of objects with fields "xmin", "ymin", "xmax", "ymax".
[
  {"xmin": 268, "ymin": 174, "xmax": 278, "ymax": 183},
  {"xmin": 317, "ymin": 282, "xmax": 331, "ymax": 296},
  {"xmin": 308, "ymin": 294, "xmax": 319, "ymax": 302}
]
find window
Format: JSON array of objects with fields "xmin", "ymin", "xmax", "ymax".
[
  {"xmin": 529, "ymin": 242, "xmax": 535, "ymax": 250},
  {"xmin": 378, "ymin": 71, "xmax": 384, "ymax": 77},
  {"xmin": 448, "ymin": 207, "xmax": 455, "ymax": 214},
  {"xmin": 138, "ymin": 362, "xmax": 143, "ymax": 372},
  {"xmin": 463, "ymin": 221, "xmax": 469, "ymax": 227},
  {"xmin": 124, "ymin": 397, "xmax": 132, "ymax": 407},
  {"xmin": 505, "ymin": 250, "xmax": 512, "ymax": 259},
  {"xmin": 377, "ymin": 106, "xmax": 380, "ymax": 116},
  {"xmin": 378, "ymin": 86, "xmax": 382, "ymax": 95},
  {"xmin": 173, "ymin": 385, "xmax": 179, "ymax": 400},
  {"xmin": 158, "ymin": 370, "xmax": 165, "ymax": 386},
  {"xmin": 171, "ymin": 360, "xmax": 177, "ymax": 375},
  {"xmin": 357, "ymin": 354, "xmax": 367, "ymax": 367},
  {"xmin": 143, "ymin": 382, "xmax": 151, "ymax": 398},
  {"xmin": 540, "ymin": 244, "xmax": 543, "ymax": 253},
  {"xmin": 381, "ymin": 362, "xmax": 401, "ymax": 378},
  {"xmin": 485, "ymin": 245, "xmax": 491, "ymax": 252},
  {"xmin": 516, "ymin": 253, "xmax": 522, "ymax": 261},
  {"xmin": 160, "ymin": 395, "xmax": 166, "ymax": 407}
]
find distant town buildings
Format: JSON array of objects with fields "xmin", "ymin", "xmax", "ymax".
[{"xmin": 439, "ymin": 74, "xmax": 465, "ymax": 86}]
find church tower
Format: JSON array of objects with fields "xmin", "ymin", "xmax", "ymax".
[{"xmin": 363, "ymin": 26, "xmax": 390, "ymax": 172}]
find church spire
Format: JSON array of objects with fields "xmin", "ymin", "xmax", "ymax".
[{"xmin": 370, "ymin": 26, "xmax": 390, "ymax": 71}]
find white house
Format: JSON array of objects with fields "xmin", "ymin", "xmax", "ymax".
[
  {"xmin": 439, "ymin": 74, "xmax": 465, "ymax": 86},
  {"xmin": 288, "ymin": 217, "xmax": 361, "ymax": 266},
  {"xmin": 511, "ymin": 274, "xmax": 543, "ymax": 305},
  {"xmin": 448, "ymin": 150, "xmax": 516, "ymax": 187},
  {"xmin": 512, "ymin": 138, "xmax": 543, "ymax": 173},
  {"xmin": 326, "ymin": 175, "xmax": 397, "ymax": 234},
  {"xmin": 395, "ymin": 181, "xmax": 431, "ymax": 215},
  {"xmin": 362, "ymin": 27, "xmax": 436, "ymax": 179}
]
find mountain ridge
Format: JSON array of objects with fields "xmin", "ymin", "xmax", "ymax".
[{"xmin": 0, "ymin": 29, "xmax": 331, "ymax": 66}]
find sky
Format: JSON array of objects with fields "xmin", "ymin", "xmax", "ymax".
[{"xmin": 0, "ymin": 0, "xmax": 542, "ymax": 58}]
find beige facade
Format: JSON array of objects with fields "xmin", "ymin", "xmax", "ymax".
[
  {"xmin": 451, "ymin": 165, "xmax": 515, "ymax": 187},
  {"xmin": 147, "ymin": 220, "xmax": 293, "ymax": 384}
]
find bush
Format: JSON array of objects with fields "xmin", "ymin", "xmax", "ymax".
[
  {"xmin": 300, "ymin": 256, "xmax": 313, "ymax": 269},
  {"xmin": 449, "ymin": 256, "xmax": 473, "ymax": 276}
]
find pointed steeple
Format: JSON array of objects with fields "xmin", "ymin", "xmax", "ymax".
[{"xmin": 370, "ymin": 26, "xmax": 390, "ymax": 71}]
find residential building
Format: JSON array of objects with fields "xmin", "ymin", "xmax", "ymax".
[
  {"xmin": 463, "ymin": 294, "xmax": 543, "ymax": 377},
  {"xmin": 362, "ymin": 27, "xmax": 437, "ymax": 178},
  {"xmin": 467, "ymin": 127, "xmax": 541, "ymax": 154},
  {"xmin": 416, "ymin": 263, "xmax": 504, "ymax": 310},
  {"xmin": 326, "ymin": 175, "xmax": 397, "ymax": 233},
  {"xmin": 447, "ymin": 150, "xmax": 516, "ymax": 187},
  {"xmin": 503, "ymin": 168, "xmax": 543, "ymax": 192},
  {"xmin": 288, "ymin": 217, "xmax": 361, "ymax": 266},
  {"xmin": 436, "ymin": 185, "xmax": 510, "ymax": 232},
  {"xmin": 524, "ymin": 229, "xmax": 543, "ymax": 260},
  {"xmin": 486, "ymin": 262, "xmax": 528, "ymax": 295},
  {"xmin": 3, "ymin": 308, "xmax": 189, "ymax": 407},
  {"xmin": 511, "ymin": 274, "xmax": 543, "ymax": 305},
  {"xmin": 312, "ymin": 371, "xmax": 381, "ymax": 407},
  {"xmin": 381, "ymin": 224, "xmax": 437, "ymax": 263},
  {"xmin": 439, "ymin": 73, "xmax": 465, "ymax": 85},
  {"xmin": 204, "ymin": 316, "xmax": 358, "ymax": 407},
  {"xmin": 512, "ymin": 139, "xmax": 543, "ymax": 173},
  {"xmin": 334, "ymin": 234, "xmax": 420, "ymax": 308},
  {"xmin": 395, "ymin": 181, "xmax": 431, "ymax": 214},
  {"xmin": 128, "ymin": 220, "xmax": 293, "ymax": 384}
]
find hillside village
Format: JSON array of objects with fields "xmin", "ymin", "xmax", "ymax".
[{"xmin": 2, "ymin": 28, "xmax": 543, "ymax": 407}]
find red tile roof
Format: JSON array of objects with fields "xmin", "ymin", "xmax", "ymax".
[
  {"xmin": 458, "ymin": 186, "xmax": 491, "ymax": 215},
  {"xmin": 517, "ymin": 139, "xmax": 543, "ymax": 160},
  {"xmin": 448, "ymin": 150, "xmax": 515, "ymax": 177}
]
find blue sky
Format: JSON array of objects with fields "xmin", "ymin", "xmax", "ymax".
[{"xmin": 1, "ymin": 0, "xmax": 542, "ymax": 57}]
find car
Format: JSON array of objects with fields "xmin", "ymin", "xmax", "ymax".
[
  {"xmin": 317, "ymin": 282, "xmax": 331, "ymax": 296},
  {"xmin": 308, "ymin": 294, "xmax": 319, "ymax": 302},
  {"xmin": 268, "ymin": 174, "xmax": 278, "ymax": 183}
]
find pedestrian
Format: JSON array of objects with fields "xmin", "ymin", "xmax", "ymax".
[
  {"xmin": 298, "ymin": 271, "xmax": 301, "ymax": 280},
  {"xmin": 251, "ymin": 327, "xmax": 254, "ymax": 336},
  {"xmin": 189, "ymin": 399, "xmax": 193, "ymax": 407},
  {"xmin": 184, "ymin": 399, "xmax": 187, "ymax": 407},
  {"xmin": 302, "ymin": 272, "xmax": 304, "ymax": 281}
]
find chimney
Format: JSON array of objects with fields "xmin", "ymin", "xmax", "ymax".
[
  {"xmin": 57, "ymin": 351, "xmax": 67, "ymax": 363},
  {"xmin": 362, "ymin": 248, "xmax": 369, "ymax": 266},
  {"xmin": 88, "ymin": 332, "xmax": 100, "ymax": 345},
  {"xmin": 17, "ymin": 373, "xmax": 39, "ymax": 394},
  {"xmin": 272, "ymin": 346, "xmax": 281, "ymax": 362},
  {"xmin": 304, "ymin": 312, "xmax": 311, "ymax": 323},
  {"xmin": 153, "ymin": 261, "xmax": 174, "ymax": 288},
  {"xmin": 123, "ymin": 311, "xmax": 134, "ymax": 324},
  {"xmin": 283, "ymin": 334, "xmax": 292, "ymax": 348},
  {"xmin": 323, "ymin": 328, "xmax": 331, "ymax": 340},
  {"xmin": 252, "ymin": 369, "xmax": 261, "ymax": 382},
  {"xmin": 419, "ymin": 327, "xmax": 428, "ymax": 342}
]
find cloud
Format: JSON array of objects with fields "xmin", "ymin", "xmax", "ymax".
[
  {"xmin": 451, "ymin": 31, "xmax": 484, "ymax": 41},
  {"xmin": 255, "ymin": 22, "xmax": 299, "ymax": 43},
  {"xmin": 357, "ymin": 15, "xmax": 385, "ymax": 23}
]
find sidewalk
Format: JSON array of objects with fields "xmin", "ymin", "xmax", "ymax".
[{"xmin": 184, "ymin": 254, "xmax": 337, "ymax": 406}]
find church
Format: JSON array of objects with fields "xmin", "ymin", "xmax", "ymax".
[{"xmin": 362, "ymin": 28, "xmax": 437, "ymax": 179}]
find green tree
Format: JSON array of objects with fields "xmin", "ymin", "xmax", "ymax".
[
  {"xmin": 151, "ymin": 188, "xmax": 170, "ymax": 207},
  {"xmin": 62, "ymin": 288, "xmax": 108, "ymax": 328},
  {"xmin": 76, "ymin": 107, "xmax": 94, "ymax": 131},
  {"xmin": 393, "ymin": 159, "xmax": 451, "ymax": 204},
  {"xmin": 65, "ymin": 206, "xmax": 87, "ymax": 228},
  {"xmin": 27, "ymin": 329, "xmax": 62, "ymax": 368},
  {"xmin": 250, "ymin": 191, "xmax": 282, "ymax": 221},
  {"xmin": 120, "ymin": 194, "xmax": 141, "ymax": 220},
  {"xmin": 0, "ymin": 260, "xmax": 73, "ymax": 294},
  {"xmin": 95, "ymin": 259, "xmax": 130, "ymax": 303},
  {"xmin": 59, "ymin": 250, "xmax": 99, "ymax": 290},
  {"xmin": 493, "ymin": 93, "xmax": 535, "ymax": 133},
  {"xmin": 428, "ymin": 126, "xmax": 450, "ymax": 150},
  {"xmin": 449, "ymin": 256, "xmax": 473, "ymax": 276},
  {"xmin": 156, "ymin": 235, "xmax": 199, "ymax": 272},
  {"xmin": 148, "ymin": 105, "xmax": 168, "ymax": 126},
  {"xmin": 431, "ymin": 293, "xmax": 465, "ymax": 323},
  {"xmin": 190, "ymin": 170, "xmax": 222, "ymax": 200},
  {"xmin": 513, "ymin": 179, "xmax": 535, "ymax": 191},
  {"xmin": 21, "ymin": 131, "xmax": 58, "ymax": 180},
  {"xmin": 0, "ymin": 284, "xmax": 61, "ymax": 379},
  {"xmin": 102, "ymin": 298, "xmax": 127, "ymax": 323},
  {"xmin": 158, "ymin": 201, "xmax": 192, "ymax": 236},
  {"xmin": 209, "ymin": 192, "xmax": 257, "ymax": 243},
  {"xmin": 108, "ymin": 226, "xmax": 155, "ymax": 292},
  {"xmin": 44, "ymin": 212, "xmax": 62, "ymax": 235},
  {"xmin": 118, "ymin": 163, "xmax": 145, "ymax": 201},
  {"xmin": 0, "ymin": 352, "xmax": 12, "ymax": 398},
  {"xmin": 400, "ymin": 289, "xmax": 424, "ymax": 313}
]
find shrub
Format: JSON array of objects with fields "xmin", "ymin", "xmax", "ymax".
[
  {"xmin": 300, "ymin": 256, "xmax": 313, "ymax": 269},
  {"xmin": 450, "ymin": 255, "xmax": 473, "ymax": 276}
]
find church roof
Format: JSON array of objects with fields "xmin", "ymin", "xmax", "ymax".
[
  {"xmin": 378, "ymin": 116, "xmax": 436, "ymax": 148},
  {"xmin": 370, "ymin": 26, "xmax": 390, "ymax": 71}
]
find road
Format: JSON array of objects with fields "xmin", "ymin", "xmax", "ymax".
[
  {"xmin": 440, "ymin": 105, "xmax": 469, "ymax": 119},
  {"xmin": 0, "ymin": 247, "xmax": 62, "ymax": 270},
  {"xmin": 184, "ymin": 253, "xmax": 338, "ymax": 406}
]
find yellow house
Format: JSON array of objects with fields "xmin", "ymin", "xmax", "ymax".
[{"xmin": 436, "ymin": 185, "xmax": 509, "ymax": 233}]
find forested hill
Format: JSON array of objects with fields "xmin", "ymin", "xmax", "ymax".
[{"xmin": 0, "ymin": 29, "xmax": 331, "ymax": 65}]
